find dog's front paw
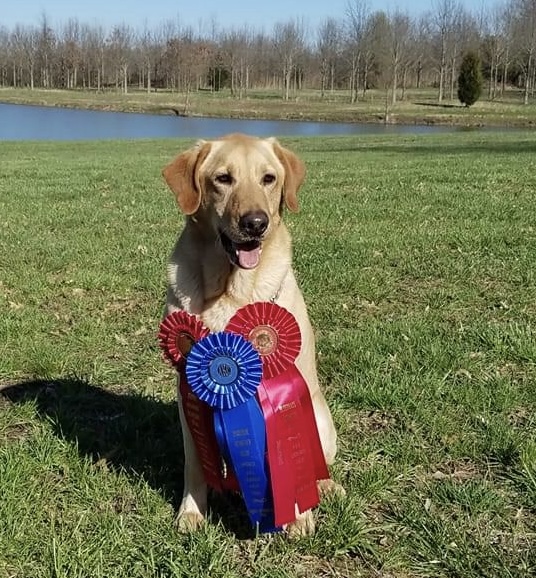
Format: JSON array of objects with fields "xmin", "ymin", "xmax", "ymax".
[
  {"xmin": 285, "ymin": 509, "xmax": 315, "ymax": 538},
  {"xmin": 175, "ymin": 509, "xmax": 205, "ymax": 532},
  {"xmin": 175, "ymin": 494, "xmax": 207, "ymax": 532},
  {"xmin": 317, "ymin": 478, "xmax": 346, "ymax": 498}
]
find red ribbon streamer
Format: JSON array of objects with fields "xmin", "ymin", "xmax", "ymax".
[
  {"xmin": 158, "ymin": 311, "xmax": 239, "ymax": 492},
  {"xmin": 226, "ymin": 303, "xmax": 330, "ymax": 527}
]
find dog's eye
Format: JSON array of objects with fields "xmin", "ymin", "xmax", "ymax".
[
  {"xmin": 262, "ymin": 174, "xmax": 276, "ymax": 186},
  {"xmin": 215, "ymin": 173, "xmax": 233, "ymax": 185}
]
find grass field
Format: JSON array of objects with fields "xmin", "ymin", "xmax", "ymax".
[
  {"xmin": 2, "ymin": 86, "xmax": 536, "ymax": 127},
  {"xmin": 1, "ymin": 131, "xmax": 536, "ymax": 577}
]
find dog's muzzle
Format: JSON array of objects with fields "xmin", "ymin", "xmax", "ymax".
[{"xmin": 220, "ymin": 211, "xmax": 269, "ymax": 270}]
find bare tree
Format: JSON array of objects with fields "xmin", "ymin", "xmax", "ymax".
[
  {"xmin": 499, "ymin": 2, "xmax": 515, "ymax": 95},
  {"xmin": 345, "ymin": 0, "xmax": 370, "ymax": 102},
  {"xmin": 235, "ymin": 26, "xmax": 254, "ymax": 99},
  {"xmin": 222, "ymin": 27, "xmax": 251, "ymax": 98},
  {"xmin": 60, "ymin": 19, "xmax": 81, "ymax": 89},
  {"xmin": 512, "ymin": 0, "xmax": 536, "ymax": 103},
  {"xmin": 250, "ymin": 31, "xmax": 274, "ymax": 88},
  {"xmin": 82, "ymin": 24, "xmax": 106, "ymax": 90},
  {"xmin": 387, "ymin": 10, "xmax": 412, "ymax": 104},
  {"xmin": 273, "ymin": 19, "xmax": 305, "ymax": 100},
  {"xmin": 8, "ymin": 26, "xmax": 24, "ymax": 87},
  {"xmin": 0, "ymin": 27, "xmax": 9, "ymax": 87},
  {"xmin": 481, "ymin": 2, "xmax": 507, "ymax": 99},
  {"xmin": 317, "ymin": 18, "xmax": 341, "ymax": 98},
  {"xmin": 161, "ymin": 19, "xmax": 181, "ymax": 91},
  {"xmin": 11, "ymin": 25, "xmax": 38, "ymax": 89},
  {"xmin": 139, "ymin": 24, "xmax": 154, "ymax": 92},
  {"xmin": 108, "ymin": 24, "xmax": 133, "ymax": 93},
  {"xmin": 37, "ymin": 13, "xmax": 55, "ymax": 88},
  {"xmin": 431, "ymin": 0, "xmax": 463, "ymax": 102}
]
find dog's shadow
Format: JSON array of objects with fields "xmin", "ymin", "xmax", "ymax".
[{"xmin": 1, "ymin": 377, "xmax": 254, "ymax": 538}]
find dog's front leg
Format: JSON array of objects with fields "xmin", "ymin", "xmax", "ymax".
[{"xmin": 175, "ymin": 378, "xmax": 207, "ymax": 530}]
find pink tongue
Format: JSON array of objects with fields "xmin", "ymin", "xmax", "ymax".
[{"xmin": 237, "ymin": 246, "xmax": 261, "ymax": 269}]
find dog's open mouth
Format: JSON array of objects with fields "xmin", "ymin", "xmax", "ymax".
[{"xmin": 220, "ymin": 232, "xmax": 262, "ymax": 269}]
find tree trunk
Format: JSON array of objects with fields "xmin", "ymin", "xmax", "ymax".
[
  {"xmin": 362, "ymin": 60, "xmax": 369, "ymax": 99},
  {"xmin": 350, "ymin": 53, "xmax": 358, "ymax": 103},
  {"xmin": 392, "ymin": 62, "xmax": 398, "ymax": 105},
  {"xmin": 524, "ymin": 53, "xmax": 532, "ymax": 105},
  {"xmin": 502, "ymin": 60, "xmax": 508, "ymax": 96},
  {"xmin": 284, "ymin": 62, "xmax": 291, "ymax": 101},
  {"xmin": 239, "ymin": 58, "xmax": 244, "ymax": 99},
  {"xmin": 488, "ymin": 50, "xmax": 495, "ymax": 100},
  {"xmin": 438, "ymin": 40, "xmax": 446, "ymax": 102},
  {"xmin": 450, "ymin": 56, "xmax": 457, "ymax": 101}
]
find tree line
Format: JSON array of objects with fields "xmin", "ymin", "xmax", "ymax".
[{"xmin": 1, "ymin": 0, "xmax": 536, "ymax": 104}]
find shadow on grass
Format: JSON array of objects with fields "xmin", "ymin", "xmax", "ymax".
[
  {"xmin": 413, "ymin": 101, "xmax": 462, "ymax": 109},
  {"xmin": 1, "ymin": 377, "xmax": 254, "ymax": 538},
  {"xmin": 305, "ymin": 137, "xmax": 536, "ymax": 156}
]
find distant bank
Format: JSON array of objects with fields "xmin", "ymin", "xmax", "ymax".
[{"xmin": 1, "ymin": 87, "xmax": 535, "ymax": 129}]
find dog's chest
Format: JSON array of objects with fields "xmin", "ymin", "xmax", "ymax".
[{"xmin": 200, "ymin": 269, "xmax": 289, "ymax": 333}]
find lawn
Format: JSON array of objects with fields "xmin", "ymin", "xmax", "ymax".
[{"xmin": 1, "ymin": 131, "xmax": 535, "ymax": 577}]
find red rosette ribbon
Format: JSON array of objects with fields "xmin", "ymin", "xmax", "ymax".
[
  {"xmin": 158, "ymin": 311, "xmax": 239, "ymax": 492},
  {"xmin": 226, "ymin": 302, "xmax": 329, "ymax": 527},
  {"xmin": 159, "ymin": 310, "xmax": 209, "ymax": 368}
]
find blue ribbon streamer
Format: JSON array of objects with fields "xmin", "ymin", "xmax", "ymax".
[{"xmin": 186, "ymin": 332, "xmax": 279, "ymax": 532}]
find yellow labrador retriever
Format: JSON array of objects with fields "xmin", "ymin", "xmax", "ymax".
[{"xmin": 162, "ymin": 133, "xmax": 338, "ymax": 535}]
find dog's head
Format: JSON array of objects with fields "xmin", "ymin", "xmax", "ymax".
[{"xmin": 162, "ymin": 133, "xmax": 305, "ymax": 270}]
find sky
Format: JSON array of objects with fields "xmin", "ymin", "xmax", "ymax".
[{"xmin": 2, "ymin": 0, "xmax": 489, "ymax": 32}]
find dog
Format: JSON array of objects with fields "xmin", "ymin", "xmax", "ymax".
[{"xmin": 162, "ymin": 133, "xmax": 339, "ymax": 535}]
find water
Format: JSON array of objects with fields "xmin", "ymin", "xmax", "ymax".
[{"xmin": 0, "ymin": 102, "xmax": 474, "ymax": 141}]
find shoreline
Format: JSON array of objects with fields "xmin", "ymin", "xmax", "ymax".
[{"xmin": 1, "ymin": 88, "xmax": 535, "ymax": 129}]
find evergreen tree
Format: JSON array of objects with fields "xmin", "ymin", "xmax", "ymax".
[{"xmin": 457, "ymin": 51, "xmax": 483, "ymax": 107}]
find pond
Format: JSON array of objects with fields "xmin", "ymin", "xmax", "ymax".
[{"xmin": 0, "ymin": 102, "xmax": 484, "ymax": 141}]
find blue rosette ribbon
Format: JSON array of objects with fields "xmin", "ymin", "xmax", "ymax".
[{"xmin": 186, "ymin": 331, "xmax": 279, "ymax": 532}]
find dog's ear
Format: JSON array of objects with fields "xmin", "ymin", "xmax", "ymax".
[
  {"xmin": 162, "ymin": 141, "xmax": 212, "ymax": 215},
  {"xmin": 271, "ymin": 140, "xmax": 305, "ymax": 213}
]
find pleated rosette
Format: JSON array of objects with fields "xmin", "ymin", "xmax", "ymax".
[
  {"xmin": 186, "ymin": 332, "xmax": 263, "ymax": 410},
  {"xmin": 186, "ymin": 332, "xmax": 279, "ymax": 531},
  {"xmin": 158, "ymin": 311, "xmax": 238, "ymax": 492},
  {"xmin": 226, "ymin": 302, "xmax": 330, "ymax": 528},
  {"xmin": 158, "ymin": 310, "xmax": 209, "ymax": 368},
  {"xmin": 225, "ymin": 301, "xmax": 301, "ymax": 379}
]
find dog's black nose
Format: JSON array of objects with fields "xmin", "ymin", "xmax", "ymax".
[{"xmin": 238, "ymin": 211, "xmax": 269, "ymax": 237}]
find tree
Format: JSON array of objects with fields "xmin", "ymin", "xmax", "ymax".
[
  {"xmin": 222, "ymin": 27, "xmax": 252, "ymax": 98},
  {"xmin": 512, "ymin": 0, "xmax": 536, "ymax": 104},
  {"xmin": 37, "ymin": 13, "xmax": 55, "ymax": 88},
  {"xmin": 345, "ymin": 0, "xmax": 370, "ymax": 102},
  {"xmin": 432, "ymin": 0, "xmax": 463, "ymax": 102},
  {"xmin": 60, "ymin": 19, "xmax": 81, "ymax": 89},
  {"xmin": 139, "ymin": 24, "xmax": 156, "ymax": 93},
  {"xmin": 108, "ymin": 24, "xmax": 133, "ymax": 93},
  {"xmin": 457, "ymin": 50, "xmax": 483, "ymax": 106},
  {"xmin": 387, "ymin": 10, "xmax": 412, "ymax": 104},
  {"xmin": 317, "ymin": 18, "xmax": 341, "ymax": 98},
  {"xmin": 272, "ymin": 19, "xmax": 305, "ymax": 100}
]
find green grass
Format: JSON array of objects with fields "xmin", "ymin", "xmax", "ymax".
[
  {"xmin": 1, "ymin": 132, "xmax": 536, "ymax": 577},
  {"xmin": 2, "ymin": 86, "xmax": 536, "ymax": 127}
]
